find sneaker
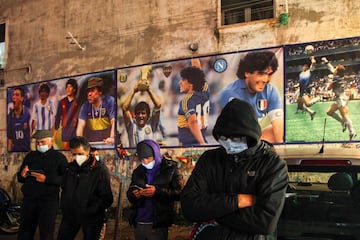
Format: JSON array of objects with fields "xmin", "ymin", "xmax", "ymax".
[
  {"xmin": 342, "ymin": 122, "xmax": 347, "ymax": 132},
  {"xmin": 310, "ymin": 112, "xmax": 316, "ymax": 121},
  {"xmin": 350, "ymin": 132, "xmax": 357, "ymax": 141}
]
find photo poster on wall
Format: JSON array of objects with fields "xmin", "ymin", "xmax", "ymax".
[
  {"xmin": 116, "ymin": 47, "xmax": 284, "ymax": 148},
  {"xmin": 6, "ymin": 70, "xmax": 116, "ymax": 152},
  {"xmin": 6, "ymin": 36, "xmax": 360, "ymax": 152},
  {"xmin": 285, "ymin": 37, "xmax": 360, "ymax": 143}
]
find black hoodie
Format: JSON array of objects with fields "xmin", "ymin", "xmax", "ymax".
[
  {"xmin": 181, "ymin": 98, "xmax": 288, "ymax": 240},
  {"xmin": 212, "ymin": 98, "xmax": 261, "ymax": 147}
]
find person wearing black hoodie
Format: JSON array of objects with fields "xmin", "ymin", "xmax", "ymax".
[
  {"xmin": 180, "ymin": 98, "xmax": 288, "ymax": 240},
  {"xmin": 57, "ymin": 136, "xmax": 113, "ymax": 240},
  {"xmin": 127, "ymin": 139, "xmax": 183, "ymax": 240}
]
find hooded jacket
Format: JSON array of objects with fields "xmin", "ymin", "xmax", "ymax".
[
  {"xmin": 180, "ymin": 98, "xmax": 288, "ymax": 240},
  {"xmin": 60, "ymin": 156, "xmax": 113, "ymax": 225},
  {"xmin": 212, "ymin": 98, "xmax": 261, "ymax": 147},
  {"xmin": 127, "ymin": 139, "xmax": 184, "ymax": 228}
]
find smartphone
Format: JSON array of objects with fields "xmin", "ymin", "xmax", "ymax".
[
  {"xmin": 27, "ymin": 169, "xmax": 45, "ymax": 176},
  {"xmin": 129, "ymin": 184, "xmax": 145, "ymax": 190}
]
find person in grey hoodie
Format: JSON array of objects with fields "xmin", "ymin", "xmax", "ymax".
[{"xmin": 180, "ymin": 98, "xmax": 288, "ymax": 240}]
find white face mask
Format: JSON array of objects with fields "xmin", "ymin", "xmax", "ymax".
[
  {"xmin": 37, "ymin": 145, "xmax": 49, "ymax": 153},
  {"xmin": 142, "ymin": 160, "xmax": 155, "ymax": 170},
  {"xmin": 95, "ymin": 156, "xmax": 101, "ymax": 161},
  {"xmin": 219, "ymin": 139, "xmax": 248, "ymax": 154},
  {"xmin": 75, "ymin": 155, "xmax": 88, "ymax": 166}
]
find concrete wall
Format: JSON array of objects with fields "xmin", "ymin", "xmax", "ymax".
[{"xmin": 0, "ymin": 0, "xmax": 359, "ymax": 202}]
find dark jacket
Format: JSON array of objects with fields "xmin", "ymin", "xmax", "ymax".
[
  {"xmin": 17, "ymin": 147, "xmax": 68, "ymax": 201},
  {"xmin": 180, "ymin": 99, "xmax": 288, "ymax": 240},
  {"xmin": 127, "ymin": 158, "xmax": 183, "ymax": 228},
  {"xmin": 60, "ymin": 157, "xmax": 113, "ymax": 225}
]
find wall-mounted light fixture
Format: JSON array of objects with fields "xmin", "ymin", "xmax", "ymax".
[{"xmin": 189, "ymin": 43, "xmax": 199, "ymax": 52}]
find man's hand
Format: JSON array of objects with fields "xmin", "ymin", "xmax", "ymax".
[
  {"xmin": 20, "ymin": 165, "xmax": 29, "ymax": 178},
  {"xmin": 30, "ymin": 172, "xmax": 46, "ymax": 183},
  {"xmin": 237, "ymin": 194, "xmax": 256, "ymax": 208},
  {"xmin": 132, "ymin": 189, "xmax": 142, "ymax": 199},
  {"xmin": 133, "ymin": 184, "xmax": 156, "ymax": 198},
  {"xmin": 103, "ymin": 137, "xmax": 114, "ymax": 145},
  {"xmin": 321, "ymin": 57, "xmax": 329, "ymax": 64},
  {"xmin": 141, "ymin": 184, "xmax": 156, "ymax": 197},
  {"xmin": 310, "ymin": 56, "xmax": 316, "ymax": 64}
]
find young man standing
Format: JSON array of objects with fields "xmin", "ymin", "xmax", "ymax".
[
  {"xmin": 177, "ymin": 59, "xmax": 210, "ymax": 146},
  {"xmin": 127, "ymin": 139, "xmax": 183, "ymax": 240},
  {"xmin": 54, "ymin": 78, "xmax": 79, "ymax": 150},
  {"xmin": 181, "ymin": 99, "xmax": 288, "ymax": 239},
  {"xmin": 7, "ymin": 87, "xmax": 31, "ymax": 152},
  {"xmin": 57, "ymin": 136, "xmax": 113, "ymax": 240},
  {"xmin": 31, "ymin": 83, "xmax": 56, "ymax": 134}
]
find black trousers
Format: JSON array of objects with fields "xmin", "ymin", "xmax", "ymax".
[
  {"xmin": 17, "ymin": 199, "xmax": 59, "ymax": 240},
  {"xmin": 134, "ymin": 223, "xmax": 168, "ymax": 240},
  {"xmin": 57, "ymin": 218, "xmax": 103, "ymax": 240}
]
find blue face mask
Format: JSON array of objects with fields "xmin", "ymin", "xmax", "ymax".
[
  {"xmin": 218, "ymin": 138, "xmax": 248, "ymax": 154},
  {"xmin": 37, "ymin": 145, "xmax": 49, "ymax": 153}
]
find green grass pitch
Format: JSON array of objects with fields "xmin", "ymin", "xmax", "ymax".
[{"xmin": 285, "ymin": 100, "xmax": 360, "ymax": 143}]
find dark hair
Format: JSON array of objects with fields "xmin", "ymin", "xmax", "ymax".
[
  {"xmin": 135, "ymin": 101, "xmax": 150, "ymax": 116},
  {"xmin": 336, "ymin": 64, "xmax": 346, "ymax": 77},
  {"xmin": 66, "ymin": 78, "xmax": 78, "ymax": 95},
  {"xmin": 13, "ymin": 87, "xmax": 25, "ymax": 97},
  {"xmin": 90, "ymin": 146, "xmax": 98, "ymax": 152},
  {"xmin": 236, "ymin": 51, "xmax": 279, "ymax": 79},
  {"xmin": 69, "ymin": 136, "xmax": 91, "ymax": 151},
  {"xmin": 180, "ymin": 66, "xmax": 206, "ymax": 92},
  {"xmin": 39, "ymin": 83, "xmax": 50, "ymax": 94}
]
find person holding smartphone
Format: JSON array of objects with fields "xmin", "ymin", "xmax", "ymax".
[
  {"xmin": 126, "ymin": 139, "xmax": 184, "ymax": 240},
  {"xmin": 17, "ymin": 130, "xmax": 68, "ymax": 240}
]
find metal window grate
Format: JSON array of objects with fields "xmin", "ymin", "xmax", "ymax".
[{"xmin": 221, "ymin": 0, "xmax": 274, "ymax": 25}]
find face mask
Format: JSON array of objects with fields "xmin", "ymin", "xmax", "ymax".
[
  {"xmin": 142, "ymin": 160, "xmax": 155, "ymax": 170},
  {"xmin": 218, "ymin": 139, "xmax": 248, "ymax": 155},
  {"xmin": 95, "ymin": 156, "xmax": 101, "ymax": 161},
  {"xmin": 75, "ymin": 155, "xmax": 88, "ymax": 166},
  {"xmin": 37, "ymin": 145, "xmax": 49, "ymax": 153}
]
